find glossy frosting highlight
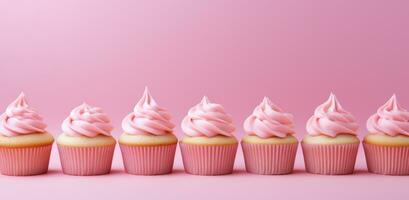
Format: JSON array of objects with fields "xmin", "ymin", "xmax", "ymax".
[
  {"xmin": 122, "ymin": 87, "xmax": 175, "ymax": 135},
  {"xmin": 367, "ymin": 95, "xmax": 409, "ymax": 136},
  {"xmin": 62, "ymin": 103, "xmax": 113, "ymax": 137},
  {"xmin": 306, "ymin": 93, "xmax": 358, "ymax": 137},
  {"xmin": 0, "ymin": 93, "xmax": 47, "ymax": 136},
  {"xmin": 244, "ymin": 97, "xmax": 294, "ymax": 138},
  {"xmin": 182, "ymin": 96, "xmax": 235, "ymax": 137}
]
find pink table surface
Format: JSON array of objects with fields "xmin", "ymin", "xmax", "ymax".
[{"xmin": 4, "ymin": 145, "xmax": 409, "ymax": 200}]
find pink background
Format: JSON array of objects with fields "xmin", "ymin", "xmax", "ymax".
[{"xmin": 1, "ymin": 0, "xmax": 409, "ymax": 199}]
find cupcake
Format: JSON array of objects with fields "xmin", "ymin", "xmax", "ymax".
[
  {"xmin": 242, "ymin": 97, "xmax": 298, "ymax": 175},
  {"xmin": 364, "ymin": 95, "xmax": 409, "ymax": 175},
  {"xmin": 302, "ymin": 93, "xmax": 360, "ymax": 175},
  {"xmin": 57, "ymin": 103, "xmax": 116, "ymax": 176},
  {"xmin": 0, "ymin": 93, "xmax": 54, "ymax": 176},
  {"xmin": 119, "ymin": 87, "xmax": 177, "ymax": 175},
  {"xmin": 180, "ymin": 96, "xmax": 238, "ymax": 175}
]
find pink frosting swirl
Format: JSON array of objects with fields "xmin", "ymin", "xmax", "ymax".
[
  {"xmin": 244, "ymin": 97, "xmax": 294, "ymax": 138},
  {"xmin": 367, "ymin": 95, "xmax": 409, "ymax": 136},
  {"xmin": 306, "ymin": 93, "xmax": 358, "ymax": 137},
  {"xmin": 62, "ymin": 103, "xmax": 114, "ymax": 137},
  {"xmin": 182, "ymin": 96, "xmax": 235, "ymax": 137},
  {"xmin": 0, "ymin": 93, "xmax": 47, "ymax": 136},
  {"xmin": 122, "ymin": 87, "xmax": 175, "ymax": 135}
]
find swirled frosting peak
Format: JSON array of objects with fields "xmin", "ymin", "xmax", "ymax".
[
  {"xmin": 367, "ymin": 95, "xmax": 409, "ymax": 136},
  {"xmin": 306, "ymin": 93, "xmax": 358, "ymax": 137},
  {"xmin": 62, "ymin": 103, "xmax": 113, "ymax": 137},
  {"xmin": 122, "ymin": 87, "xmax": 175, "ymax": 135},
  {"xmin": 244, "ymin": 97, "xmax": 294, "ymax": 138},
  {"xmin": 0, "ymin": 92, "xmax": 47, "ymax": 136},
  {"xmin": 182, "ymin": 96, "xmax": 235, "ymax": 137}
]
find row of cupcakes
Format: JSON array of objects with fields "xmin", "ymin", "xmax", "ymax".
[{"xmin": 0, "ymin": 89, "xmax": 408, "ymax": 176}]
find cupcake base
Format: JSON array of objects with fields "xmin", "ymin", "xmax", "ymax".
[
  {"xmin": 0, "ymin": 144, "xmax": 52, "ymax": 176},
  {"xmin": 302, "ymin": 143, "xmax": 359, "ymax": 175},
  {"xmin": 242, "ymin": 142, "xmax": 298, "ymax": 175},
  {"xmin": 180, "ymin": 142, "xmax": 238, "ymax": 176},
  {"xmin": 58, "ymin": 144, "xmax": 115, "ymax": 176},
  {"xmin": 363, "ymin": 143, "xmax": 409, "ymax": 175},
  {"xmin": 120, "ymin": 143, "xmax": 177, "ymax": 175}
]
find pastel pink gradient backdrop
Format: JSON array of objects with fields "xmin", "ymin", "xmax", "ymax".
[{"xmin": 1, "ymin": 0, "xmax": 409, "ymax": 199}]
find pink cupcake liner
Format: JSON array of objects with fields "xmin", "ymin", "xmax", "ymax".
[
  {"xmin": 120, "ymin": 143, "xmax": 177, "ymax": 175},
  {"xmin": 0, "ymin": 144, "xmax": 52, "ymax": 176},
  {"xmin": 57, "ymin": 144, "xmax": 115, "ymax": 176},
  {"xmin": 363, "ymin": 143, "xmax": 409, "ymax": 175},
  {"xmin": 241, "ymin": 142, "xmax": 298, "ymax": 175},
  {"xmin": 180, "ymin": 142, "xmax": 238, "ymax": 176},
  {"xmin": 301, "ymin": 143, "xmax": 359, "ymax": 175}
]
